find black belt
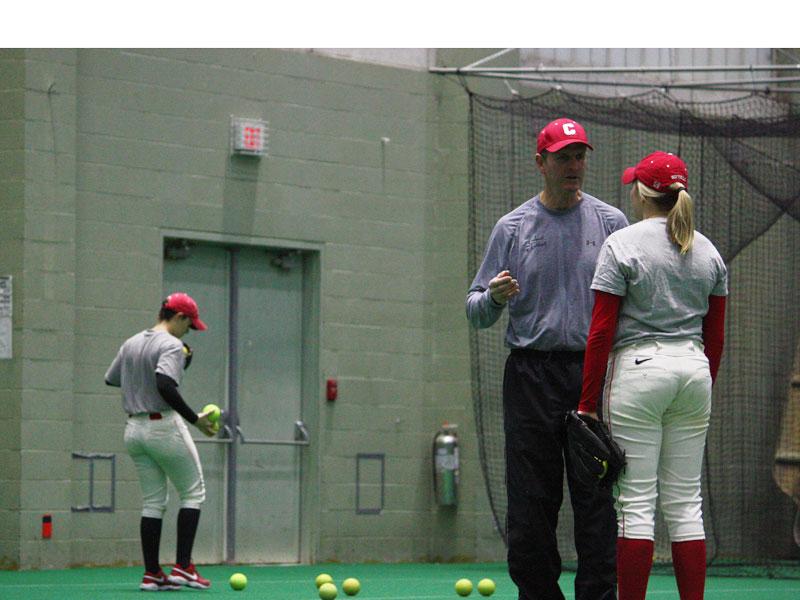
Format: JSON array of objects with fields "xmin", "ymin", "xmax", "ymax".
[
  {"xmin": 510, "ymin": 348, "xmax": 584, "ymax": 360},
  {"xmin": 128, "ymin": 412, "xmax": 163, "ymax": 420}
]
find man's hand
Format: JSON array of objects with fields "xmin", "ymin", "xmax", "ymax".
[
  {"xmin": 489, "ymin": 270, "xmax": 520, "ymax": 305},
  {"xmin": 195, "ymin": 411, "xmax": 218, "ymax": 437}
]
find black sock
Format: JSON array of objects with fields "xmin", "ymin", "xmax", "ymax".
[
  {"xmin": 140, "ymin": 517, "xmax": 162, "ymax": 574},
  {"xmin": 176, "ymin": 508, "xmax": 201, "ymax": 568}
]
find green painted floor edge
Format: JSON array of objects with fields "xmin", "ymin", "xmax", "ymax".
[{"xmin": 1, "ymin": 562, "xmax": 799, "ymax": 599}]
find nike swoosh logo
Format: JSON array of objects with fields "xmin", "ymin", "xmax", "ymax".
[{"xmin": 634, "ymin": 358, "xmax": 653, "ymax": 365}]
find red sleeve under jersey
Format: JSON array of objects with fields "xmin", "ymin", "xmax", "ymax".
[
  {"xmin": 578, "ymin": 291, "xmax": 622, "ymax": 414},
  {"xmin": 702, "ymin": 295, "xmax": 726, "ymax": 384}
]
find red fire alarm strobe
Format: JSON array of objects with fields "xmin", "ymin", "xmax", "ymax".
[{"xmin": 231, "ymin": 116, "xmax": 269, "ymax": 156}]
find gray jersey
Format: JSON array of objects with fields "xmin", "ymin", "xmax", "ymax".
[
  {"xmin": 591, "ymin": 217, "xmax": 728, "ymax": 349},
  {"xmin": 466, "ymin": 193, "xmax": 629, "ymax": 351},
  {"xmin": 105, "ymin": 329, "xmax": 185, "ymax": 415}
]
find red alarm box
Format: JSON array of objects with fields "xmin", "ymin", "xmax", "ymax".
[
  {"xmin": 42, "ymin": 514, "xmax": 52, "ymax": 539},
  {"xmin": 326, "ymin": 378, "xmax": 338, "ymax": 402}
]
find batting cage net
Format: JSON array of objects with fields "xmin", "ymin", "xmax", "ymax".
[{"xmin": 468, "ymin": 88, "xmax": 800, "ymax": 577}]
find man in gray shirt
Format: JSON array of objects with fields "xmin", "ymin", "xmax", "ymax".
[
  {"xmin": 106, "ymin": 292, "xmax": 217, "ymax": 591},
  {"xmin": 466, "ymin": 118, "xmax": 628, "ymax": 600}
]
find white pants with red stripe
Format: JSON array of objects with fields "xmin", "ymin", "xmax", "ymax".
[
  {"xmin": 124, "ymin": 410, "xmax": 206, "ymax": 519},
  {"xmin": 602, "ymin": 339, "xmax": 711, "ymax": 542}
]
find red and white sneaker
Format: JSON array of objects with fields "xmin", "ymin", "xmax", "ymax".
[
  {"xmin": 168, "ymin": 563, "xmax": 211, "ymax": 589},
  {"xmin": 140, "ymin": 569, "xmax": 181, "ymax": 591}
]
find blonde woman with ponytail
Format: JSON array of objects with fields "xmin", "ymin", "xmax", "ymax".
[{"xmin": 576, "ymin": 152, "xmax": 728, "ymax": 600}]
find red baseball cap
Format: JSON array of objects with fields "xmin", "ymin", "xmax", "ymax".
[
  {"xmin": 537, "ymin": 118, "xmax": 593, "ymax": 154},
  {"xmin": 622, "ymin": 151, "xmax": 688, "ymax": 191},
  {"xmin": 163, "ymin": 292, "xmax": 207, "ymax": 331}
]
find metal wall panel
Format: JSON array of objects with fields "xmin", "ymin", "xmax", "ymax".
[{"xmin": 304, "ymin": 48, "xmax": 434, "ymax": 70}]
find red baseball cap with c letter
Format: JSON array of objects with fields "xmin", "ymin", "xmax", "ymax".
[
  {"xmin": 163, "ymin": 292, "xmax": 207, "ymax": 331},
  {"xmin": 537, "ymin": 118, "xmax": 593, "ymax": 154},
  {"xmin": 622, "ymin": 151, "xmax": 688, "ymax": 191}
]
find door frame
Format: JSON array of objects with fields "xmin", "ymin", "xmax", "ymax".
[{"xmin": 161, "ymin": 229, "xmax": 323, "ymax": 564}]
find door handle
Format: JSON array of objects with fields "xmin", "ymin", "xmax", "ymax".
[
  {"xmin": 235, "ymin": 420, "xmax": 310, "ymax": 447},
  {"xmin": 294, "ymin": 420, "xmax": 309, "ymax": 444}
]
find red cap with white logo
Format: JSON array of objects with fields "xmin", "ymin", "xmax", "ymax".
[
  {"xmin": 622, "ymin": 151, "xmax": 688, "ymax": 191},
  {"xmin": 163, "ymin": 292, "xmax": 207, "ymax": 331},
  {"xmin": 537, "ymin": 118, "xmax": 593, "ymax": 154}
]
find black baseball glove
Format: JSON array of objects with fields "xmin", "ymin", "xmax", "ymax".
[
  {"xmin": 182, "ymin": 342, "xmax": 193, "ymax": 370},
  {"xmin": 565, "ymin": 410, "xmax": 625, "ymax": 489}
]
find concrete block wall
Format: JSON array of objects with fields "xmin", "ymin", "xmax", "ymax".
[
  {"xmin": 0, "ymin": 49, "xmax": 80, "ymax": 569},
  {"xmin": 0, "ymin": 49, "xmax": 25, "ymax": 569},
  {"xmin": 0, "ymin": 48, "xmax": 506, "ymax": 569},
  {"xmin": 24, "ymin": 49, "xmax": 79, "ymax": 570}
]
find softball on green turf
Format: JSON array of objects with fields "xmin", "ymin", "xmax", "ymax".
[
  {"xmin": 477, "ymin": 578, "xmax": 495, "ymax": 596},
  {"xmin": 342, "ymin": 577, "xmax": 360, "ymax": 596},
  {"xmin": 318, "ymin": 582, "xmax": 338, "ymax": 600},
  {"xmin": 315, "ymin": 573, "xmax": 334, "ymax": 588},
  {"xmin": 202, "ymin": 403, "xmax": 221, "ymax": 423},
  {"xmin": 229, "ymin": 572, "xmax": 247, "ymax": 591},
  {"xmin": 455, "ymin": 578, "xmax": 473, "ymax": 596}
]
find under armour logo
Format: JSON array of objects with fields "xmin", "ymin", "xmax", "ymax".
[{"xmin": 586, "ymin": 240, "xmax": 596, "ymax": 246}]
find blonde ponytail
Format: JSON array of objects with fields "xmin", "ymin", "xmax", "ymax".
[
  {"xmin": 636, "ymin": 181, "xmax": 695, "ymax": 254},
  {"xmin": 667, "ymin": 186, "xmax": 694, "ymax": 254}
]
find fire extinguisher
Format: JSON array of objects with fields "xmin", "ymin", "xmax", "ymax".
[{"xmin": 433, "ymin": 422, "xmax": 459, "ymax": 506}]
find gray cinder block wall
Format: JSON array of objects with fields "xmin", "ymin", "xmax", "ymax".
[
  {"xmin": 0, "ymin": 49, "xmax": 80, "ymax": 569},
  {"xmin": 0, "ymin": 48, "xmax": 509, "ymax": 569},
  {"xmin": 0, "ymin": 49, "xmax": 26, "ymax": 570}
]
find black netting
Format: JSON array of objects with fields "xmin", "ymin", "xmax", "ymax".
[{"xmin": 468, "ymin": 87, "xmax": 800, "ymax": 575}]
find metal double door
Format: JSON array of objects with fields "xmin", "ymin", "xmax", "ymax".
[{"xmin": 162, "ymin": 242, "xmax": 308, "ymax": 563}]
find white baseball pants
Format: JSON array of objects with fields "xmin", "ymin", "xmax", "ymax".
[
  {"xmin": 124, "ymin": 410, "xmax": 206, "ymax": 519},
  {"xmin": 602, "ymin": 339, "xmax": 711, "ymax": 542}
]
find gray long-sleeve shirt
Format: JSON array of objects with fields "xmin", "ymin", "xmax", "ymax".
[{"xmin": 466, "ymin": 193, "xmax": 628, "ymax": 351}]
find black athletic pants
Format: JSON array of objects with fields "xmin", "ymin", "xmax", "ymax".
[{"xmin": 503, "ymin": 349, "xmax": 617, "ymax": 600}]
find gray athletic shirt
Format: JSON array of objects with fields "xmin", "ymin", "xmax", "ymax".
[
  {"xmin": 105, "ymin": 329, "xmax": 185, "ymax": 415},
  {"xmin": 466, "ymin": 193, "xmax": 628, "ymax": 350},
  {"xmin": 591, "ymin": 217, "xmax": 728, "ymax": 349}
]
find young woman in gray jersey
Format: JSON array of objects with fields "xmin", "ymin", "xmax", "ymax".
[
  {"xmin": 578, "ymin": 152, "xmax": 728, "ymax": 600},
  {"xmin": 105, "ymin": 292, "xmax": 218, "ymax": 591}
]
